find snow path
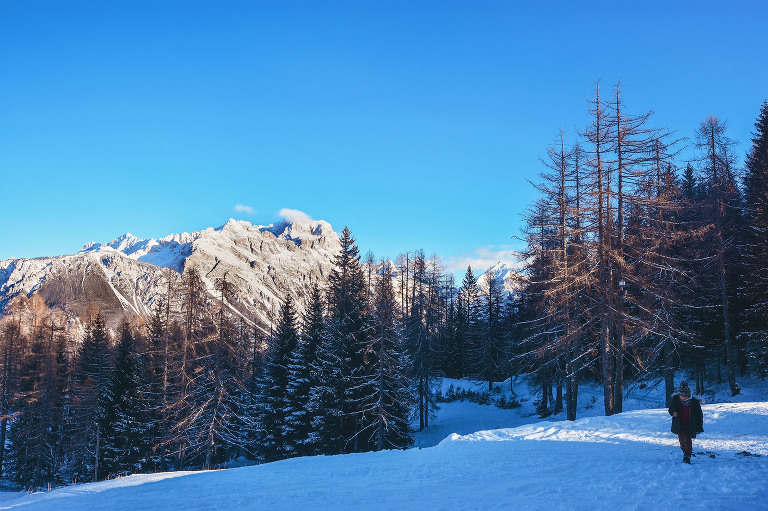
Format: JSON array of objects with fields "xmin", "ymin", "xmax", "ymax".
[{"xmin": 2, "ymin": 403, "xmax": 766, "ymax": 510}]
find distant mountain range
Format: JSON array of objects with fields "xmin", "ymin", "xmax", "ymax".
[
  {"xmin": 0, "ymin": 218, "xmax": 521, "ymax": 333},
  {"xmin": 475, "ymin": 260, "xmax": 525, "ymax": 299}
]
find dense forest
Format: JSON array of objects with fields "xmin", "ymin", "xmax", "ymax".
[{"xmin": 1, "ymin": 87, "xmax": 767, "ymax": 490}]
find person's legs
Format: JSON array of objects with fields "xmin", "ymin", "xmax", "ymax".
[{"xmin": 678, "ymin": 430, "xmax": 692, "ymax": 462}]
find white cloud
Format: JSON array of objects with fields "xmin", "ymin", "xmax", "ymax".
[
  {"xmin": 443, "ymin": 246, "xmax": 524, "ymax": 276},
  {"xmin": 233, "ymin": 204, "xmax": 256, "ymax": 214},
  {"xmin": 278, "ymin": 208, "xmax": 314, "ymax": 224}
]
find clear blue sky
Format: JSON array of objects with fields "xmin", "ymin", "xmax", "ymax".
[{"xmin": 1, "ymin": 1, "xmax": 766, "ymax": 275}]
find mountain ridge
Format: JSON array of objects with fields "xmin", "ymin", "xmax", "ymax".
[
  {"xmin": 1, "ymin": 218, "xmax": 521, "ymax": 333},
  {"xmin": 0, "ymin": 218, "xmax": 341, "ymax": 332}
]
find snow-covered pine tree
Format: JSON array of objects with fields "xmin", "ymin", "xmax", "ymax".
[
  {"xmin": 306, "ymin": 325, "xmax": 345, "ymax": 455},
  {"xmin": 320, "ymin": 226, "xmax": 370, "ymax": 453},
  {"xmin": 99, "ymin": 321, "xmax": 152, "ymax": 479},
  {"xmin": 256, "ymin": 293, "xmax": 299, "ymax": 461},
  {"xmin": 366, "ymin": 260, "xmax": 412, "ymax": 451},
  {"xmin": 283, "ymin": 283, "xmax": 325, "ymax": 457}
]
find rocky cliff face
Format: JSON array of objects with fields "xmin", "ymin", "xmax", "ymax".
[{"xmin": 0, "ymin": 218, "xmax": 341, "ymax": 332}]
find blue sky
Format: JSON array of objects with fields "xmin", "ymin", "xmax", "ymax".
[{"xmin": 1, "ymin": 1, "xmax": 766, "ymax": 275}]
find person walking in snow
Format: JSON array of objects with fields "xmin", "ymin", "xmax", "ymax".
[{"xmin": 668, "ymin": 381, "xmax": 704, "ymax": 464}]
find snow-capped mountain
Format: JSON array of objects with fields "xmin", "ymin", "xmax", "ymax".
[
  {"xmin": 0, "ymin": 218, "xmax": 341, "ymax": 331},
  {"xmin": 476, "ymin": 260, "xmax": 524, "ymax": 299}
]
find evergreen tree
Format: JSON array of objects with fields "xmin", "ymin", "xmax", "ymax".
[
  {"xmin": 365, "ymin": 260, "xmax": 412, "ymax": 450},
  {"xmin": 458, "ymin": 266, "xmax": 481, "ymax": 380},
  {"xmin": 257, "ymin": 293, "xmax": 299, "ymax": 461},
  {"xmin": 68, "ymin": 312, "xmax": 110, "ymax": 482},
  {"xmin": 283, "ymin": 284, "xmax": 325, "ymax": 457},
  {"xmin": 306, "ymin": 325, "xmax": 345, "ymax": 455},
  {"xmin": 99, "ymin": 321, "xmax": 151, "ymax": 479},
  {"xmin": 741, "ymin": 100, "xmax": 768, "ymax": 373},
  {"xmin": 320, "ymin": 226, "xmax": 370, "ymax": 453}
]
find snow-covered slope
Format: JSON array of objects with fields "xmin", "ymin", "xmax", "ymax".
[
  {"xmin": 3, "ymin": 398, "xmax": 765, "ymax": 510},
  {"xmin": 0, "ymin": 218, "xmax": 341, "ymax": 330}
]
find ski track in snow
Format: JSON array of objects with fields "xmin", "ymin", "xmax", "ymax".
[{"xmin": 2, "ymin": 399, "xmax": 766, "ymax": 511}]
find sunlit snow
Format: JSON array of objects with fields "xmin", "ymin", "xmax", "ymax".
[{"xmin": 2, "ymin": 378, "xmax": 765, "ymax": 511}]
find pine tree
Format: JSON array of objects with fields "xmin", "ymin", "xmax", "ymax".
[
  {"xmin": 257, "ymin": 293, "xmax": 299, "ymax": 461},
  {"xmin": 321, "ymin": 226, "xmax": 370, "ymax": 453},
  {"xmin": 741, "ymin": 100, "xmax": 768, "ymax": 373},
  {"xmin": 99, "ymin": 321, "xmax": 151, "ymax": 478},
  {"xmin": 68, "ymin": 312, "xmax": 110, "ymax": 482},
  {"xmin": 306, "ymin": 326, "xmax": 345, "ymax": 455},
  {"xmin": 283, "ymin": 284, "xmax": 325, "ymax": 457},
  {"xmin": 366, "ymin": 260, "xmax": 412, "ymax": 450},
  {"xmin": 458, "ymin": 266, "xmax": 482, "ymax": 381}
]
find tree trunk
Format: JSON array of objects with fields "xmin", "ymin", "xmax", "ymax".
[{"xmin": 709, "ymin": 125, "xmax": 739, "ymax": 396}]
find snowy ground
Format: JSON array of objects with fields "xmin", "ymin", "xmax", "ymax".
[
  {"xmin": 2, "ymin": 377, "xmax": 767, "ymax": 510},
  {"xmin": 415, "ymin": 375, "xmax": 768, "ymax": 448}
]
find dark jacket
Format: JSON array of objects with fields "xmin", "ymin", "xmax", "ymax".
[{"xmin": 668, "ymin": 394, "xmax": 704, "ymax": 438}]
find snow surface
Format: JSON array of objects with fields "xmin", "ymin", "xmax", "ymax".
[{"xmin": 2, "ymin": 378, "xmax": 766, "ymax": 511}]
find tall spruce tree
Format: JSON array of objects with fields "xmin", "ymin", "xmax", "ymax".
[
  {"xmin": 69, "ymin": 312, "xmax": 110, "ymax": 482},
  {"xmin": 257, "ymin": 293, "xmax": 299, "ymax": 461},
  {"xmin": 458, "ymin": 266, "xmax": 482, "ymax": 381},
  {"xmin": 283, "ymin": 284, "xmax": 325, "ymax": 457},
  {"xmin": 742, "ymin": 100, "xmax": 768, "ymax": 373},
  {"xmin": 99, "ymin": 321, "xmax": 151, "ymax": 479},
  {"xmin": 322, "ymin": 226, "xmax": 370, "ymax": 453}
]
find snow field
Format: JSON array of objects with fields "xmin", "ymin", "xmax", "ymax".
[{"xmin": 2, "ymin": 399, "xmax": 766, "ymax": 511}]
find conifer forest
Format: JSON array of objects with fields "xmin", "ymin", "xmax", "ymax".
[{"xmin": 1, "ymin": 87, "xmax": 768, "ymax": 490}]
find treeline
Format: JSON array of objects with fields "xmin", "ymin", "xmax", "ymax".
[
  {"xmin": 515, "ymin": 83, "xmax": 768, "ymax": 420},
  {"xmin": 0, "ymin": 228, "xmax": 512, "ymax": 490}
]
